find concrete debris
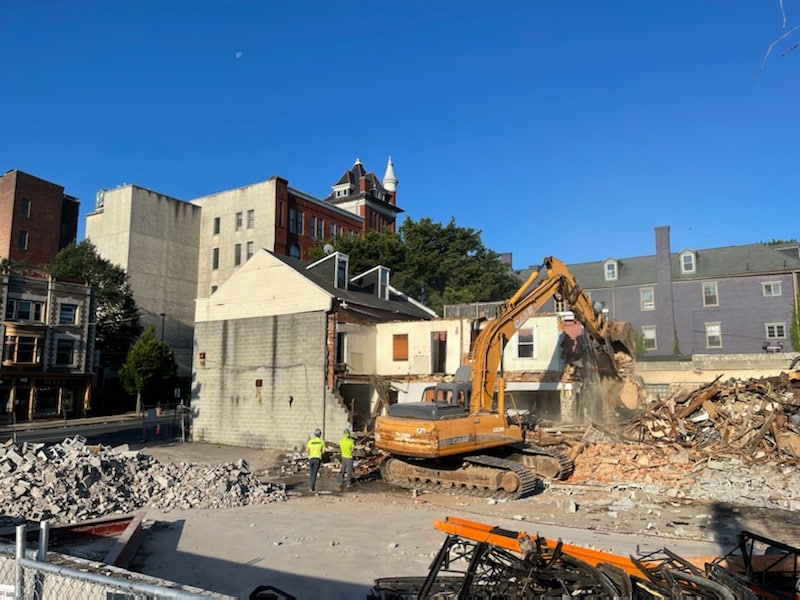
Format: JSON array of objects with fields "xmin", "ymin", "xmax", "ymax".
[
  {"xmin": 560, "ymin": 373, "xmax": 800, "ymax": 510},
  {"xmin": 0, "ymin": 436, "xmax": 287, "ymax": 527}
]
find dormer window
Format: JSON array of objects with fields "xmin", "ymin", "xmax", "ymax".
[
  {"xmin": 604, "ymin": 259, "xmax": 618, "ymax": 281},
  {"xmin": 335, "ymin": 253, "xmax": 349, "ymax": 289},
  {"xmin": 378, "ymin": 266, "xmax": 390, "ymax": 300},
  {"xmin": 333, "ymin": 185, "xmax": 352, "ymax": 198},
  {"xmin": 680, "ymin": 250, "xmax": 696, "ymax": 274}
]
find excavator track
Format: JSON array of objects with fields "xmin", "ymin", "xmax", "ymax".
[
  {"xmin": 513, "ymin": 443, "xmax": 575, "ymax": 480},
  {"xmin": 380, "ymin": 454, "xmax": 542, "ymax": 500}
]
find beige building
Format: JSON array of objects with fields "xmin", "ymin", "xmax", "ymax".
[
  {"xmin": 85, "ymin": 186, "xmax": 201, "ymax": 377},
  {"xmin": 85, "ymin": 159, "xmax": 401, "ymax": 382}
]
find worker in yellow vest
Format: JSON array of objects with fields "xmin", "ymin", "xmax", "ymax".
[
  {"xmin": 336, "ymin": 428, "xmax": 355, "ymax": 492},
  {"xmin": 306, "ymin": 428, "xmax": 325, "ymax": 492}
]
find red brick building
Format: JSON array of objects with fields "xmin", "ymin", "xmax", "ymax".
[{"xmin": 0, "ymin": 170, "xmax": 79, "ymax": 267}]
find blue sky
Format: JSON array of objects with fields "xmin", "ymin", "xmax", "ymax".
[{"xmin": 2, "ymin": 1, "xmax": 799, "ymax": 270}]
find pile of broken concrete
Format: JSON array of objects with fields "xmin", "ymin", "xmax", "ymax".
[{"xmin": 0, "ymin": 436, "xmax": 286, "ymax": 526}]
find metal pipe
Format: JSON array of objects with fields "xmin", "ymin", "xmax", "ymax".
[
  {"xmin": 15, "ymin": 524, "xmax": 25, "ymax": 600},
  {"xmin": 37, "ymin": 521, "xmax": 50, "ymax": 562}
]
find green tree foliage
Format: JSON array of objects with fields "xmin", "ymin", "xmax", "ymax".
[
  {"xmin": 791, "ymin": 294, "xmax": 800, "ymax": 352},
  {"xmin": 310, "ymin": 217, "xmax": 520, "ymax": 315},
  {"xmin": 118, "ymin": 326, "xmax": 177, "ymax": 414},
  {"xmin": 47, "ymin": 241, "xmax": 142, "ymax": 369}
]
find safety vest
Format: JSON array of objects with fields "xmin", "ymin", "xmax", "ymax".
[
  {"xmin": 307, "ymin": 436, "xmax": 324, "ymax": 459},
  {"xmin": 339, "ymin": 435, "xmax": 354, "ymax": 459}
]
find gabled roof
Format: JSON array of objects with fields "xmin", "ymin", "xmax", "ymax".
[
  {"xmin": 518, "ymin": 243, "xmax": 800, "ymax": 288},
  {"xmin": 280, "ymin": 251, "xmax": 436, "ymax": 320}
]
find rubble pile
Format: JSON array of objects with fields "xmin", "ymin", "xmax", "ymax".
[
  {"xmin": 565, "ymin": 373, "xmax": 800, "ymax": 509},
  {"xmin": 626, "ymin": 373, "xmax": 800, "ymax": 462},
  {"xmin": 0, "ymin": 436, "xmax": 287, "ymax": 525}
]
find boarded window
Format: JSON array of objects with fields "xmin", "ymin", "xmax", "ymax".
[{"xmin": 393, "ymin": 334, "xmax": 409, "ymax": 361}]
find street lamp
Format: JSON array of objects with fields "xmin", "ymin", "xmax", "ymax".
[{"xmin": 159, "ymin": 313, "xmax": 165, "ymax": 342}]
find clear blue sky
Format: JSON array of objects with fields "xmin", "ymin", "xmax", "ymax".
[{"xmin": 2, "ymin": 1, "xmax": 799, "ymax": 269}]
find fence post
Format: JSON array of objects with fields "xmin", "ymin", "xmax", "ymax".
[{"xmin": 15, "ymin": 524, "xmax": 25, "ymax": 600}]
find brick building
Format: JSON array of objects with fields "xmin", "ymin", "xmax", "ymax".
[
  {"xmin": 0, "ymin": 170, "xmax": 79, "ymax": 267},
  {"xmin": 1, "ymin": 270, "xmax": 96, "ymax": 423},
  {"xmin": 86, "ymin": 158, "xmax": 402, "ymax": 379}
]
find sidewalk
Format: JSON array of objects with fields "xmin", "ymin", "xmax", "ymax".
[{"xmin": 0, "ymin": 409, "xmax": 180, "ymax": 436}]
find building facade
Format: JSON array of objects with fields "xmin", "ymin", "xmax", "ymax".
[
  {"xmin": 0, "ymin": 271, "xmax": 96, "ymax": 423},
  {"xmin": 0, "ymin": 170, "xmax": 79, "ymax": 267},
  {"xmin": 192, "ymin": 249, "xmax": 433, "ymax": 449},
  {"xmin": 518, "ymin": 226, "xmax": 800, "ymax": 356},
  {"xmin": 86, "ymin": 159, "xmax": 401, "ymax": 380}
]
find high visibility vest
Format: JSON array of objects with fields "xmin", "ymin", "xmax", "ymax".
[
  {"xmin": 339, "ymin": 436, "xmax": 354, "ymax": 459},
  {"xmin": 307, "ymin": 436, "xmax": 324, "ymax": 459}
]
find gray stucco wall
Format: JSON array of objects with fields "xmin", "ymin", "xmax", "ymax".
[{"xmin": 192, "ymin": 311, "xmax": 348, "ymax": 450}]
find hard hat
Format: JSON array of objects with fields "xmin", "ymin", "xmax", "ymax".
[
  {"xmin": 314, "ymin": 429, "xmax": 321, "ymax": 436},
  {"xmin": 343, "ymin": 428, "xmax": 350, "ymax": 435}
]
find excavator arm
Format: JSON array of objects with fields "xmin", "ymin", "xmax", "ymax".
[{"xmin": 470, "ymin": 256, "xmax": 636, "ymax": 414}]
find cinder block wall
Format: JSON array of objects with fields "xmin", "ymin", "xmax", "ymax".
[{"xmin": 192, "ymin": 312, "xmax": 349, "ymax": 450}]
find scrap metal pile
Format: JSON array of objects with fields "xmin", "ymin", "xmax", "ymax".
[{"xmin": 369, "ymin": 516, "xmax": 800, "ymax": 599}]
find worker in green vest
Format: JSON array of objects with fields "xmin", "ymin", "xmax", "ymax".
[
  {"xmin": 336, "ymin": 428, "xmax": 355, "ymax": 492},
  {"xmin": 306, "ymin": 428, "xmax": 325, "ymax": 492}
]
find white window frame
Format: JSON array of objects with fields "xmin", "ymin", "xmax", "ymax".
[
  {"xmin": 246, "ymin": 241, "xmax": 254, "ymax": 260},
  {"xmin": 640, "ymin": 287, "xmax": 655, "ymax": 311},
  {"xmin": 702, "ymin": 282, "xmax": 718, "ymax": 307},
  {"xmin": 247, "ymin": 209, "xmax": 255, "ymax": 229},
  {"xmin": 604, "ymin": 260, "xmax": 618, "ymax": 281},
  {"xmin": 641, "ymin": 325, "xmax": 657, "ymax": 351},
  {"xmin": 680, "ymin": 251, "xmax": 696, "ymax": 274},
  {"xmin": 765, "ymin": 322, "xmax": 787, "ymax": 340},
  {"xmin": 705, "ymin": 322, "xmax": 722, "ymax": 348},
  {"xmin": 234, "ymin": 243, "xmax": 242, "ymax": 266},
  {"xmin": 517, "ymin": 327, "xmax": 535, "ymax": 358},
  {"xmin": 762, "ymin": 281, "xmax": 782, "ymax": 297},
  {"xmin": 235, "ymin": 212, "xmax": 243, "ymax": 231}
]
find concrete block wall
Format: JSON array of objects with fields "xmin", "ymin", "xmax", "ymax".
[{"xmin": 192, "ymin": 311, "xmax": 349, "ymax": 451}]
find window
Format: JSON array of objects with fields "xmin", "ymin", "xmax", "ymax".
[
  {"xmin": 59, "ymin": 303, "xmax": 77, "ymax": 324},
  {"xmin": 213, "ymin": 217, "xmax": 220, "ymax": 235},
  {"xmin": 55, "ymin": 338, "xmax": 75, "ymax": 365},
  {"xmin": 766, "ymin": 323, "xmax": 787, "ymax": 339},
  {"xmin": 289, "ymin": 244, "xmax": 301, "ymax": 258},
  {"xmin": 392, "ymin": 334, "xmax": 409, "ymax": 361},
  {"xmin": 4, "ymin": 300, "xmax": 43, "ymax": 321},
  {"xmin": 18, "ymin": 231, "xmax": 28, "ymax": 250},
  {"xmin": 3, "ymin": 335, "xmax": 41, "ymax": 364},
  {"xmin": 641, "ymin": 326, "xmax": 657, "ymax": 351},
  {"xmin": 234, "ymin": 243, "xmax": 242, "ymax": 266},
  {"xmin": 604, "ymin": 260, "xmax": 617, "ymax": 281},
  {"xmin": 517, "ymin": 328, "xmax": 534, "ymax": 358},
  {"xmin": 310, "ymin": 216, "xmax": 324, "ymax": 240},
  {"xmin": 335, "ymin": 254, "xmax": 349, "ymax": 289},
  {"xmin": 702, "ymin": 282, "xmax": 718, "ymax": 307},
  {"xmin": 640, "ymin": 287, "xmax": 655, "ymax": 311},
  {"xmin": 378, "ymin": 267, "xmax": 390, "ymax": 300},
  {"xmin": 763, "ymin": 281, "xmax": 782, "ymax": 297},
  {"xmin": 235, "ymin": 212, "xmax": 243, "ymax": 231},
  {"xmin": 247, "ymin": 209, "xmax": 255, "ymax": 229},
  {"xmin": 680, "ymin": 251, "xmax": 696, "ymax": 274},
  {"xmin": 212, "ymin": 247, "xmax": 219, "ymax": 270},
  {"xmin": 288, "ymin": 209, "xmax": 303, "ymax": 234},
  {"xmin": 316, "ymin": 218, "xmax": 324, "ymax": 240},
  {"xmin": 21, "ymin": 198, "xmax": 31, "ymax": 217},
  {"xmin": 705, "ymin": 322, "xmax": 722, "ymax": 348},
  {"xmin": 246, "ymin": 241, "xmax": 254, "ymax": 260}
]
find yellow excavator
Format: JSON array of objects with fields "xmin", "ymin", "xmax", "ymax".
[{"xmin": 374, "ymin": 256, "xmax": 642, "ymax": 499}]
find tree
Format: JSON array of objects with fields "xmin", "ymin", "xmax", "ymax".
[
  {"xmin": 118, "ymin": 326, "xmax": 177, "ymax": 415},
  {"xmin": 47, "ymin": 241, "xmax": 142, "ymax": 369},
  {"xmin": 310, "ymin": 217, "xmax": 520, "ymax": 315}
]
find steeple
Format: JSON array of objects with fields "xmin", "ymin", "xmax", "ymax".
[{"xmin": 382, "ymin": 156, "xmax": 398, "ymax": 192}]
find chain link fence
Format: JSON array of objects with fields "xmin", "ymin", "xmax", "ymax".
[{"xmin": 0, "ymin": 524, "xmax": 232, "ymax": 600}]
